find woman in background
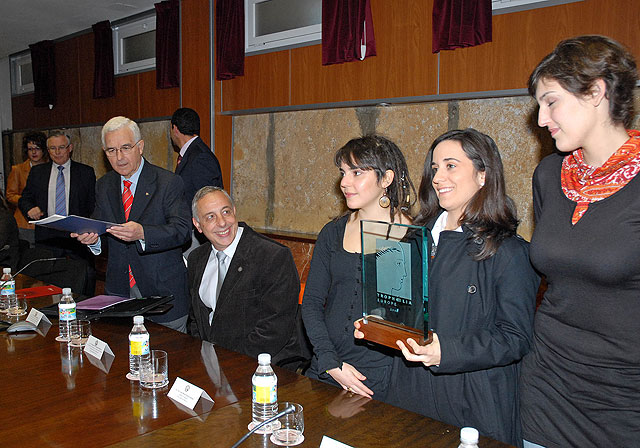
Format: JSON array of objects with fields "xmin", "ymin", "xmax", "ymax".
[
  {"xmin": 370, "ymin": 129, "xmax": 538, "ymax": 446},
  {"xmin": 302, "ymin": 135, "xmax": 415, "ymax": 399},
  {"xmin": 6, "ymin": 131, "xmax": 47, "ymax": 245},
  {"xmin": 520, "ymin": 35, "xmax": 640, "ymax": 448}
]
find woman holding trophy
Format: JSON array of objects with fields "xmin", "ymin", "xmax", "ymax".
[
  {"xmin": 366, "ymin": 129, "xmax": 539, "ymax": 446},
  {"xmin": 302, "ymin": 135, "xmax": 416, "ymax": 399}
]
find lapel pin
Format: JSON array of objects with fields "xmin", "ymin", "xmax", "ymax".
[
  {"xmin": 145, "ymin": 192, "xmax": 149, "ymax": 196},
  {"xmin": 238, "ymin": 267, "xmax": 243, "ymax": 272}
]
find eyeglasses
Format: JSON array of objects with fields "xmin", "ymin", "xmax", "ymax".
[
  {"xmin": 48, "ymin": 144, "xmax": 70, "ymax": 152},
  {"xmin": 104, "ymin": 140, "xmax": 141, "ymax": 158}
]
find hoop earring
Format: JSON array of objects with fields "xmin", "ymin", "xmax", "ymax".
[{"xmin": 379, "ymin": 188, "xmax": 391, "ymax": 208}]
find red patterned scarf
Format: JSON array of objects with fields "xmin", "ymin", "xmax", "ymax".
[{"xmin": 562, "ymin": 129, "xmax": 640, "ymax": 224}]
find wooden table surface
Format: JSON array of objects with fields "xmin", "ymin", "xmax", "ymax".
[{"xmin": 1, "ymin": 277, "xmax": 512, "ymax": 448}]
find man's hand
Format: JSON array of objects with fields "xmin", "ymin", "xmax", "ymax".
[
  {"xmin": 27, "ymin": 206, "xmax": 44, "ymax": 220},
  {"xmin": 71, "ymin": 232, "xmax": 99, "ymax": 245},
  {"xmin": 107, "ymin": 221, "xmax": 144, "ymax": 242}
]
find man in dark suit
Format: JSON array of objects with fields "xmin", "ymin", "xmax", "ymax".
[
  {"xmin": 73, "ymin": 116, "xmax": 191, "ymax": 332},
  {"xmin": 171, "ymin": 108, "xmax": 223, "ymax": 253},
  {"xmin": 187, "ymin": 186, "xmax": 307, "ymax": 369},
  {"xmin": 19, "ymin": 130, "xmax": 96, "ymax": 294},
  {"xmin": 171, "ymin": 108, "xmax": 223, "ymax": 204}
]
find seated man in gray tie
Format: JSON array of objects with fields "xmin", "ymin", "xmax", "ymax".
[{"xmin": 187, "ymin": 186, "xmax": 307, "ymax": 369}]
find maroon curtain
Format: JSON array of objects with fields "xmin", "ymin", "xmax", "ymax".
[
  {"xmin": 29, "ymin": 40, "xmax": 56, "ymax": 108},
  {"xmin": 432, "ymin": 0, "xmax": 492, "ymax": 53},
  {"xmin": 92, "ymin": 21, "xmax": 115, "ymax": 99},
  {"xmin": 155, "ymin": 0, "xmax": 180, "ymax": 89},
  {"xmin": 322, "ymin": 0, "xmax": 376, "ymax": 66},
  {"xmin": 216, "ymin": 0, "xmax": 244, "ymax": 80}
]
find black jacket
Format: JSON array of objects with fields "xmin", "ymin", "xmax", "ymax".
[{"xmin": 388, "ymin": 222, "xmax": 539, "ymax": 447}]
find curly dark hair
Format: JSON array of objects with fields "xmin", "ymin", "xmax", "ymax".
[
  {"xmin": 22, "ymin": 131, "xmax": 47, "ymax": 158},
  {"xmin": 334, "ymin": 135, "xmax": 416, "ymax": 223},
  {"xmin": 528, "ymin": 35, "xmax": 638, "ymax": 128},
  {"xmin": 414, "ymin": 129, "xmax": 518, "ymax": 261}
]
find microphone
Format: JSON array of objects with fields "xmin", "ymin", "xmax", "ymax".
[
  {"xmin": 0, "ymin": 257, "xmax": 65, "ymax": 289},
  {"xmin": 0, "ymin": 245, "xmax": 9, "ymax": 253},
  {"xmin": 230, "ymin": 404, "xmax": 296, "ymax": 448}
]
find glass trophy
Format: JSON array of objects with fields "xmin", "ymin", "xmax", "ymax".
[{"xmin": 358, "ymin": 220, "xmax": 431, "ymax": 352}]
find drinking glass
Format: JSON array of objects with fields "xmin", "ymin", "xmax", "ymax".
[
  {"xmin": 140, "ymin": 350, "xmax": 169, "ymax": 389},
  {"xmin": 70, "ymin": 320, "xmax": 92, "ymax": 347},
  {"xmin": 7, "ymin": 296, "xmax": 28, "ymax": 316},
  {"xmin": 271, "ymin": 402, "xmax": 304, "ymax": 446}
]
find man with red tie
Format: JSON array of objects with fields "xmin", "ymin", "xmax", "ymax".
[{"xmin": 73, "ymin": 116, "xmax": 191, "ymax": 332}]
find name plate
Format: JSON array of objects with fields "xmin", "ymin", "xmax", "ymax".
[
  {"xmin": 26, "ymin": 308, "xmax": 52, "ymax": 336},
  {"xmin": 84, "ymin": 335, "xmax": 113, "ymax": 359},
  {"xmin": 319, "ymin": 436, "xmax": 354, "ymax": 448},
  {"xmin": 168, "ymin": 377, "xmax": 213, "ymax": 410}
]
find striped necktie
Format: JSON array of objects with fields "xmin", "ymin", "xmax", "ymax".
[
  {"xmin": 55, "ymin": 165, "xmax": 66, "ymax": 215},
  {"xmin": 122, "ymin": 180, "xmax": 136, "ymax": 288}
]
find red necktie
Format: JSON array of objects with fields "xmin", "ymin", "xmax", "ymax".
[
  {"xmin": 122, "ymin": 180, "xmax": 136, "ymax": 288},
  {"xmin": 176, "ymin": 154, "xmax": 182, "ymax": 167}
]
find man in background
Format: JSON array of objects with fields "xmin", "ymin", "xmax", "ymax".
[
  {"xmin": 19, "ymin": 130, "xmax": 96, "ymax": 294},
  {"xmin": 73, "ymin": 116, "xmax": 191, "ymax": 332},
  {"xmin": 187, "ymin": 186, "xmax": 307, "ymax": 369}
]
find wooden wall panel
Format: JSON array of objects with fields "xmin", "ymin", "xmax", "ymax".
[
  {"xmin": 291, "ymin": 0, "xmax": 437, "ymax": 105},
  {"xmin": 138, "ymin": 70, "xmax": 179, "ymax": 118},
  {"xmin": 222, "ymin": 51, "xmax": 290, "ymax": 111},
  {"xmin": 439, "ymin": 0, "xmax": 639, "ymax": 94},
  {"xmin": 181, "ymin": 0, "xmax": 211, "ymax": 147},
  {"xmin": 11, "ymin": 94, "xmax": 36, "ymax": 131}
]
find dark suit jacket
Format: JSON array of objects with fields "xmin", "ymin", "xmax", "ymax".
[
  {"xmin": 19, "ymin": 160, "xmax": 96, "ymax": 243},
  {"xmin": 187, "ymin": 223, "xmax": 306, "ymax": 368},
  {"xmin": 175, "ymin": 136, "xmax": 223, "ymax": 206},
  {"xmin": 94, "ymin": 160, "xmax": 191, "ymax": 323}
]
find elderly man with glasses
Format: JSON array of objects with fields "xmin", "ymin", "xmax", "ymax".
[
  {"xmin": 19, "ymin": 129, "xmax": 97, "ymax": 294},
  {"xmin": 72, "ymin": 116, "xmax": 191, "ymax": 333}
]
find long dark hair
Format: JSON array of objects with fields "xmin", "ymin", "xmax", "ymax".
[
  {"xmin": 335, "ymin": 135, "xmax": 416, "ymax": 223},
  {"xmin": 414, "ymin": 129, "xmax": 518, "ymax": 260}
]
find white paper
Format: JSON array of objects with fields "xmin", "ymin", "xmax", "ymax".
[
  {"xmin": 168, "ymin": 376, "xmax": 213, "ymax": 410},
  {"xmin": 26, "ymin": 308, "xmax": 45, "ymax": 325},
  {"xmin": 319, "ymin": 436, "xmax": 354, "ymax": 448},
  {"xmin": 83, "ymin": 335, "xmax": 113, "ymax": 359}
]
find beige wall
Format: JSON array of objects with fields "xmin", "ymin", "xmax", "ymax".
[{"xmin": 233, "ymin": 89, "xmax": 640, "ymax": 242}]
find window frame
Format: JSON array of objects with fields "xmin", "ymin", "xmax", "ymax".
[
  {"xmin": 112, "ymin": 14, "xmax": 156, "ymax": 75},
  {"xmin": 245, "ymin": 0, "xmax": 322, "ymax": 54},
  {"xmin": 10, "ymin": 52, "xmax": 34, "ymax": 96}
]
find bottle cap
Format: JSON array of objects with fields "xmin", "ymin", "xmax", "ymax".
[
  {"xmin": 460, "ymin": 427, "xmax": 479, "ymax": 444},
  {"xmin": 133, "ymin": 315, "xmax": 144, "ymax": 324},
  {"xmin": 258, "ymin": 353, "xmax": 271, "ymax": 365},
  {"xmin": 62, "ymin": 287, "xmax": 72, "ymax": 295},
  {"xmin": 2, "ymin": 268, "xmax": 10, "ymax": 274}
]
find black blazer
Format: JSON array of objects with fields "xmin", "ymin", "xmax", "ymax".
[
  {"xmin": 19, "ymin": 160, "xmax": 96, "ymax": 242},
  {"xmin": 93, "ymin": 160, "xmax": 191, "ymax": 323},
  {"xmin": 175, "ymin": 136, "xmax": 223, "ymax": 206},
  {"xmin": 187, "ymin": 223, "xmax": 306, "ymax": 368}
]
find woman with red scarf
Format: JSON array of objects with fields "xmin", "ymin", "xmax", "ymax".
[{"xmin": 520, "ymin": 35, "xmax": 639, "ymax": 448}]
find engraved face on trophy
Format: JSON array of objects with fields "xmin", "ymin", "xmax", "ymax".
[{"xmin": 359, "ymin": 220, "xmax": 432, "ymax": 351}]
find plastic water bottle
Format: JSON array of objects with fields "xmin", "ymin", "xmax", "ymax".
[
  {"xmin": 252, "ymin": 353, "xmax": 278, "ymax": 430},
  {"xmin": 0, "ymin": 267, "xmax": 15, "ymax": 313},
  {"xmin": 57, "ymin": 288, "xmax": 76, "ymax": 342},
  {"xmin": 129, "ymin": 315, "xmax": 150, "ymax": 377},
  {"xmin": 458, "ymin": 427, "xmax": 480, "ymax": 448}
]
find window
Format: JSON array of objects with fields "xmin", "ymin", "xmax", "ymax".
[
  {"xmin": 492, "ymin": 0, "xmax": 583, "ymax": 15},
  {"xmin": 10, "ymin": 52, "xmax": 34, "ymax": 96},
  {"xmin": 245, "ymin": 0, "xmax": 321, "ymax": 54},
  {"xmin": 113, "ymin": 14, "xmax": 156, "ymax": 75}
]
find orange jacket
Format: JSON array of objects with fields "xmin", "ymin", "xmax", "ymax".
[{"xmin": 6, "ymin": 159, "xmax": 33, "ymax": 229}]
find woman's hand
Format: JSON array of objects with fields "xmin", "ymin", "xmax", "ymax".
[
  {"xmin": 397, "ymin": 333, "xmax": 441, "ymax": 367},
  {"xmin": 327, "ymin": 362, "xmax": 374, "ymax": 398}
]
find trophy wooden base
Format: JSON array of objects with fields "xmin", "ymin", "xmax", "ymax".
[{"xmin": 358, "ymin": 316, "xmax": 433, "ymax": 354}]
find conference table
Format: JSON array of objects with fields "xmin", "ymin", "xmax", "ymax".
[{"xmin": 1, "ymin": 276, "xmax": 512, "ymax": 448}]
